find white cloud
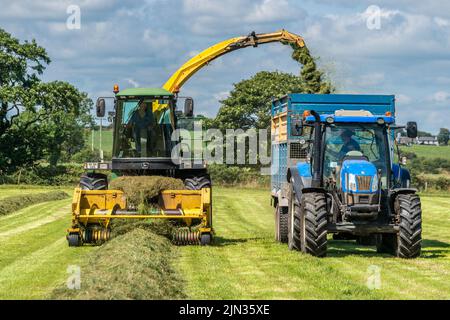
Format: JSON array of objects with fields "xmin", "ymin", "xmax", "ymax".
[
  {"xmin": 396, "ymin": 94, "xmax": 412, "ymax": 104},
  {"xmin": 430, "ymin": 91, "xmax": 450, "ymax": 103},
  {"xmin": 213, "ymin": 91, "xmax": 229, "ymax": 101},
  {"xmin": 246, "ymin": 0, "xmax": 296, "ymax": 23},
  {"xmin": 126, "ymin": 78, "xmax": 140, "ymax": 88},
  {"xmin": 358, "ymin": 72, "xmax": 385, "ymax": 87},
  {"xmin": 182, "ymin": 0, "xmax": 305, "ymax": 35}
]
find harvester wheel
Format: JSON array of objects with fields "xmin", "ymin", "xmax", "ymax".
[
  {"xmin": 184, "ymin": 174, "xmax": 211, "ymax": 190},
  {"xmin": 68, "ymin": 233, "xmax": 81, "ymax": 247},
  {"xmin": 299, "ymin": 192, "xmax": 328, "ymax": 257},
  {"xmin": 275, "ymin": 205, "xmax": 288, "ymax": 243},
  {"xmin": 80, "ymin": 172, "xmax": 108, "ymax": 190},
  {"xmin": 200, "ymin": 233, "xmax": 212, "ymax": 246},
  {"xmin": 378, "ymin": 194, "xmax": 422, "ymax": 258}
]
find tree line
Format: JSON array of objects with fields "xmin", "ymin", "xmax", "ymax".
[{"xmin": 0, "ymin": 28, "xmax": 93, "ymax": 174}]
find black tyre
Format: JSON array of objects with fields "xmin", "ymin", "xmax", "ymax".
[
  {"xmin": 68, "ymin": 233, "xmax": 81, "ymax": 247},
  {"xmin": 299, "ymin": 192, "xmax": 328, "ymax": 257},
  {"xmin": 275, "ymin": 205, "xmax": 288, "ymax": 243},
  {"xmin": 377, "ymin": 194, "xmax": 422, "ymax": 258},
  {"xmin": 80, "ymin": 172, "xmax": 108, "ymax": 190},
  {"xmin": 287, "ymin": 181, "xmax": 301, "ymax": 250},
  {"xmin": 184, "ymin": 174, "xmax": 211, "ymax": 190},
  {"xmin": 200, "ymin": 233, "xmax": 212, "ymax": 246}
]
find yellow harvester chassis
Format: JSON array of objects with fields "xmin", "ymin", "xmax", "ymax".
[{"xmin": 67, "ymin": 187, "xmax": 212, "ymax": 246}]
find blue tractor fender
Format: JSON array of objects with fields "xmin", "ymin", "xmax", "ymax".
[
  {"xmin": 287, "ymin": 162, "xmax": 325, "ymax": 201},
  {"xmin": 392, "ymin": 163, "xmax": 411, "ymax": 188}
]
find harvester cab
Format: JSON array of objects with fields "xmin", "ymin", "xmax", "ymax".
[{"xmin": 271, "ymin": 94, "xmax": 422, "ymax": 258}]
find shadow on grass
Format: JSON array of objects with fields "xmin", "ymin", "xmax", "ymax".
[
  {"xmin": 420, "ymin": 239, "xmax": 450, "ymax": 259},
  {"xmin": 325, "ymin": 238, "xmax": 450, "ymax": 259},
  {"xmin": 212, "ymin": 236, "xmax": 265, "ymax": 247}
]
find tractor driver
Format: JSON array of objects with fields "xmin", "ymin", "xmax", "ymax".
[
  {"xmin": 130, "ymin": 100, "xmax": 154, "ymax": 156},
  {"xmin": 328, "ymin": 129, "xmax": 361, "ymax": 161},
  {"xmin": 338, "ymin": 129, "xmax": 360, "ymax": 159}
]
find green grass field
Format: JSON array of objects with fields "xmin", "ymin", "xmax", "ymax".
[
  {"xmin": 400, "ymin": 145, "xmax": 450, "ymax": 160},
  {"xmin": 0, "ymin": 186, "xmax": 449, "ymax": 299},
  {"xmin": 86, "ymin": 129, "xmax": 114, "ymax": 153}
]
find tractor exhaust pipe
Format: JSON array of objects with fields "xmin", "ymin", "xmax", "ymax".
[{"xmin": 310, "ymin": 110, "xmax": 322, "ymax": 188}]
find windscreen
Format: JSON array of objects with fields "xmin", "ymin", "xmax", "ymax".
[
  {"xmin": 114, "ymin": 98, "xmax": 174, "ymax": 158},
  {"xmin": 323, "ymin": 124, "xmax": 389, "ymax": 187}
]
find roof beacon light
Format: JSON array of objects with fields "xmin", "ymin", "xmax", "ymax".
[
  {"xmin": 302, "ymin": 110, "xmax": 311, "ymax": 118},
  {"xmin": 113, "ymin": 84, "xmax": 119, "ymax": 94}
]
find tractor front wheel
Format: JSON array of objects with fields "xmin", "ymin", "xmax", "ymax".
[
  {"xmin": 299, "ymin": 192, "xmax": 328, "ymax": 257},
  {"xmin": 377, "ymin": 193, "xmax": 422, "ymax": 258}
]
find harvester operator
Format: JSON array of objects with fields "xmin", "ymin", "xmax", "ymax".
[{"xmin": 131, "ymin": 100, "xmax": 154, "ymax": 156}]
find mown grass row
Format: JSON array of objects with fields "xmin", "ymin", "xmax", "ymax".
[
  {"xmin": 51, "ymin": 222, "xmax": 186, "ymax": 300},
  {"xmin": 0, "ymin": 191, "xmax": 69, "ymax": 216}
]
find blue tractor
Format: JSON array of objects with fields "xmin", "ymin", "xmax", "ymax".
[{"xmin": 271, "ymin": 94, "xmax": 421, "ymax": 258}]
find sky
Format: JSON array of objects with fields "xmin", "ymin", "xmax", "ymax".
[{"xmin": 1, "ymin": 0, "xmax": 449, "ymax": 133}]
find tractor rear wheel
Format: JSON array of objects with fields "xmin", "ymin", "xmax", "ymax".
[
  {"xmin": 80, "ymin": 172, "xmax": 108, "ymax": 190},
  {"xmin": 184, "ymin": 174, "xmax": 211, "ymax": 190},
  {"xmin": 275, "ymin": 205, "xmax": 288, "ymax": 243},
  {"xmin": 377, "ymin": 194, "xmax": 422, "ymax": 258},
  {"xmin": 299, "ymin": 192, "xmax": 328, "ymax": 257}
]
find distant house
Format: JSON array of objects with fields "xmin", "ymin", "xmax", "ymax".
[
  {"xmin": 416, "ymin": 136, "xmax": 439, "ymax": 146},
  {"xmin": 397, "ymin": 136, "xmax": 414, "ymax": 146}
]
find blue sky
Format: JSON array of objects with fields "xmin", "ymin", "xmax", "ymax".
[{"xmin": 1, "ymin": 0, "xmax": 450, "ymax": 133}]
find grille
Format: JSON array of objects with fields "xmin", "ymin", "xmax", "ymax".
[
  {"xmin": 290, "ymin": 143, "xmax": 308, "ymax": 159},
  {"xmin": 357, "ymin": 175, "xmax": 372, "ymax": 191},
  {"xmin": 358, "ymin": 195, "xmax": 369, "ymax": 204}
]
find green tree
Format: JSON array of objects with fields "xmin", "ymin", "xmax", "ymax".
[
  {"xmin": 438, "ymin": 128, "xmax": 450, "ymax": 146},
  {"xmin": 214, "ymin": 71, "xmax": 304, "ymax": 130},
  {"xmin": 0, "ymin": 28, "xmax": 93, "ymax": 172}
]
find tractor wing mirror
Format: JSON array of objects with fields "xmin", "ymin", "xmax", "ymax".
[
  {"xmin": 291, "ymin": 117, "xmax": 303, "ymax": 136},
  {"xmin": 184, "ymin": 98, "xmax": 194, "ymax": 117},
  {"xmin": 96, "ymin": 98, "xmax": 106, "ymax": 118},
  {"xmin": 406, "ymin": 121, "xmax": 418, "ymax": 138}
]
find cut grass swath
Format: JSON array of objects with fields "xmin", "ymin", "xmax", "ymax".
[
  {"xmin": 0, "ymin": 191, "xmax": 69, "ymax": 216},
  {"xmin": 51, "ymin": 221, "xmax": 185, "ymax": 300}
]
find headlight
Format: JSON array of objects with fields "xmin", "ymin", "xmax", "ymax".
[
  {"xmin": 348, "ymin": 174, "xmax": 357, "ymax": 192},
  {"xmin": 371, "ymin": 174, "xmax": 379, "ymax": 192}
]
